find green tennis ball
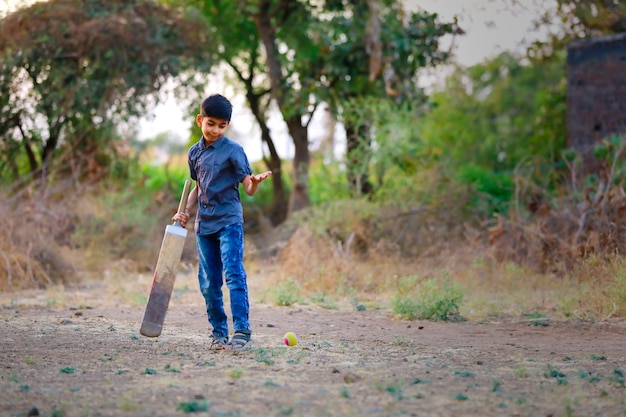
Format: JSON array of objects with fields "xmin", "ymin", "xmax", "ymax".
[{"xmin": 283, "ymin": 331, "xmax": 298, "ymax": 347}]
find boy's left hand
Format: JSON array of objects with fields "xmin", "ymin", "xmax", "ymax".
[{"xmin": 251, "ymin": 171, "xmax": 272, "ymax": 183}]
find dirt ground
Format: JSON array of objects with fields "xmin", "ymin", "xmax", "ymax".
[{"xmin": 1, "ymin": 269, "xmax": 625, "ymax": 417}]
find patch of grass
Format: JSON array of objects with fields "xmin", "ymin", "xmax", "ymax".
[
  {"xmin": 454, "ymin": 371, "xmax": 475, "ymax": 378},
  {"xmin": 609, "ymin": 368, "xmax": 625, "ymax": 387},
  {"xmin": 560, "ymin": 253, "xmax": 626, "ymax": 318},
  {"xmin": 228, "ymin": 367, "xmax": 244, "ymax": 379},
  {"xmin": 393, "ymin": 337, "xmax": 412, "ymax": 347},
  {"xmin": 491, "ymin": 379, "xmax": 503, "ymax": 392},
  {"xmin": 271, "ymin": 277, "xmax": 302, "ymax": 307},
  {"xmin": 411, "ymin": 377, "xmax": 431, "ymax": 385},
  {"xmin": 60, "ymin": 367, "xmax": 75, "ymax": 374},
  {"xmin": 177, "ymin": 401, "xmax": 209, "ymax": 413},
  {"xmin": 255, "ymin": 353, "xmax": 275, "ymax": 366},
  {"xmin": 277, "ymin": 406, "xmax": 294, "ymax": 416},
  {"xmin": 164, "ymin": 364, "xmax": 181, "ymax": 373},
  {"xmin": 378, "ymin": 381, "xmax": 403, "ymax": 401},
  {"xmin": 310, "ymin": 291, "xmax": 339, "ymax": 309},
  {"xmin": 544, "ymin": 364, "xmax": 568, "ymax": 385},
  {"xmin": 143, "ymin": 368, "xmax": 157, "ymax": 375},
  {"xmin": 339, "ymin": 385, "xmax": 351, "ymax": 398},
  {"xmin": 515, "ymin": 365, "xmax": 528, "ymax": 378},
  {"xmin": 391, "ymin": 273, "xmax": 464, "ymax": 321},
  {"xmin": 523, "ymin": 311, "xmax": 547, "ymax": 319}
]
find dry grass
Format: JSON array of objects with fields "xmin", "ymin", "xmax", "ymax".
[
  {"xmin": 2, "ymin": 180, "xmax": 626, "ymax": 321},
  {"xmin": 0, "ymin": 181, "xmax": 79, "ymax": 291}
]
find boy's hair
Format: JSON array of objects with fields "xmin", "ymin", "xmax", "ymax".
[{"xmin": 201, "ymin": 94, "xmax": 232, "ymax": 122}]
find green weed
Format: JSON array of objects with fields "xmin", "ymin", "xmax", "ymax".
[
  {"xmin": 609, "ymin": 368, "xmax": 625, "ymax": 387},
  {"xmin": 271, "ymin": 277, "xmax": 302, "ymax": 306},
  {"xmin": 378, "ymin": 381, "xmax": 403, "ymax": 401},
  {"xmin": 391, "ymin": 273, "xmax": 464, "ymax": 321},
  {"xmin": 228, "ymin": 367, "xmax": 244, "ymax": 379},
  {"xmin": 177, "ymin": 401, "xmax": 209, "ymax": 413},
  {"xmin": 310, "ymin": 291, "xmax": 339, "ymax": 309},
  {"xmin": 164, "ymin": 364, "xmax": 181, "ymax": 373}
]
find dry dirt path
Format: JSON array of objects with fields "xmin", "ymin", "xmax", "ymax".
[{"xmin": 1, "ymin": 277, "xmax": 625, "ymax": 417}]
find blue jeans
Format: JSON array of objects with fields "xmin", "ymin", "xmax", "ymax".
[{"xmin": 196, "ymin": 223, "xmax": 250, "ymax": 339}]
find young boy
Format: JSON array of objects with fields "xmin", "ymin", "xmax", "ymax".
[{"xmin": 172, "ymin": 94, "xmax": 271, "ymax": 350}]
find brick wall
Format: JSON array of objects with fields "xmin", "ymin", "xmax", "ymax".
[{"xmin": 567, "ymin": 33, "xmax": 626, "ymax": 169}]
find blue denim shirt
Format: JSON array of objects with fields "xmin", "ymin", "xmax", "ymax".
[{"xmin": 188, "ymin": 135, "xmax": 252, "ymax": 235}]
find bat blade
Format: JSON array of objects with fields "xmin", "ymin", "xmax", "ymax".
[{"xmin": 140, "ymin": 180, "xmax": 192, "ymax": 338}]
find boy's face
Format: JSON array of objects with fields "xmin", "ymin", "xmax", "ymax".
[{"xmin": 196, "ymin": 115, "xmax": 229, "ymax": 144}]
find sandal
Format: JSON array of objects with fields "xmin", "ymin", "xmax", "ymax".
[
  {"xmin": 210, "ymin": 335, "xmax": 228, "ymax": 350},
  {"xmin": 226, "ymin": 332, "xmax": 252, "ymax": 350}
]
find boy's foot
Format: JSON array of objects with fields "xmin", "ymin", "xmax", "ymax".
[
  {"xmin": 226, "ymin": 332, "xmax": 252, "ymax": 350},
  {"xmin": 210, "ymin": 335, "xmax": 228, "ymax": 350}
]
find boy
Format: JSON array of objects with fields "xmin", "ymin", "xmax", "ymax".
[{"xmin": 172, "ymin": 94, "xmax": 271, "ymax": 350}]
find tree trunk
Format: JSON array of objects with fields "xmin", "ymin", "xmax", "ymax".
[
  {"xmin": 253, "ymin": 1, "xmax": 310, "ymax": 215},
  {"xmin": 287, "ymin": 116, "xmax": 310, "ymax": 213},
  {"xmin": 246, "ymin": 90, "xmax": 289, "ymax": 225}
]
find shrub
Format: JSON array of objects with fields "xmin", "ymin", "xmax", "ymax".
[{"xmin": 391, "ymin": 273, "xmax": 464, "ymax": 321}]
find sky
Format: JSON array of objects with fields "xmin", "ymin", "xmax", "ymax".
[{"xmin": 1, "ymin": 0, "xmax": 548, "ymax": 161}]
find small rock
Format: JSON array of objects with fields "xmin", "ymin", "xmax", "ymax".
[
  {"xmin": 27, "ymin": 407, "xmax": 39, "ymax": 416},
  {"xmin": 343, "ymin": 372, "xmax": 362, "ymax": 384}
]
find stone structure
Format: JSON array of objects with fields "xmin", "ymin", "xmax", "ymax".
[{"xmin": 567, "ymin": 32, "xmax": 626, "ymax": 169}]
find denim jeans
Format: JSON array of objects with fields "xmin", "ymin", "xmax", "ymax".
[{"xmin": 196, "ymin": 223, "xmax": 250, "ymax": 339}]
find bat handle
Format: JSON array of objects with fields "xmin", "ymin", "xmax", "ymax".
[{"xmin": 174, "ymin": 179, "xmax": 192, "ymax": 227}]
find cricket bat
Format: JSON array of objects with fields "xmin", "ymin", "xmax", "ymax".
[{"xmin": 140, "ymin": 179, "xmax": 192, "ymax": 337}]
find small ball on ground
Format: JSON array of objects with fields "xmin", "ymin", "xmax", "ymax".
[{"xmin": 283, "ymin": 331, "xmax": 298, "ymax": 346}]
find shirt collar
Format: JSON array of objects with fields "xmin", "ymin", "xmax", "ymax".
[{"xmin": 199, "ymin": 135, "xmax": 225, "ymax": 150}]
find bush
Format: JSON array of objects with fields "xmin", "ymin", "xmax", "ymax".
[{"xmin": 391, "ymin": 273, "xmax": 464, "ymax": 321}]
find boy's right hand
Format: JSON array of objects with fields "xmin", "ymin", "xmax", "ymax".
[{"xmin": 172, "ymin": 211, "xmax": 190, "ymax": 228}]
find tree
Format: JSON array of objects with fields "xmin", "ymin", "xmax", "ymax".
[
  {"xmin": 178, "ymin": 0, "xmax": 459, "ymax": 216},
  {"xmin": 419, "ymin": 51, "xmax": 568, "ymax": 217},
  {"xmin": 524, "ymin": 0, "xmax": 626, "ymax": 60},
  {"xmin": 0, "ymin": 0, "xmax": 212, "ymax": 181},
  {"xmin": 250, "ymin": 0, "xmax": 318, "ymax": 214},
  {"xmin": 315, "ymin": 0, "xmax": 462, "ymax": 195},
  {"xmin": 183, "ymin": 0, "xmax": 291, "ymax": 224}
]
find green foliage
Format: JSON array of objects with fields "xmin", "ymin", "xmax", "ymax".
[
  {"xmin": 271, "ymin": 277, "xmax": 302, "ymax": 307},
  {"xmin": 455, "ymin": 165, "xmax": 514, "ymax": 215},
  {"xmin": 139, "ymin": 163, "xmax": 189, "ymax": 196},
  {"xmin": 391, "ymin": 274, "xmax": 464, "ymax": 321},
  {"xmin": 413, "ymin": 51, "xmax": 567, "ymax": 217},
  {"xmin": 308, "ymin": 158, "xmax": 351, "ymax": 205},
  {"xmin": 0, "ymin": 0, "xmax": 211, "ymax": 180}
]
